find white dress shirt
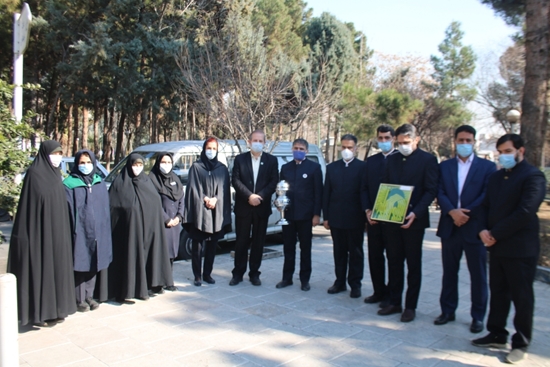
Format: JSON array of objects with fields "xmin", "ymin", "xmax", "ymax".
[
  {"xmin": 251, "ymin": 152, "xmax": 262, "ymax": 191},
  {"xmin": 457, "ymin": 153, "xmax": 474, "ymax": 208}
]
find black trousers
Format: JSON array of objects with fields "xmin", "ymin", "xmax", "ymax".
[
  {"xmin": 330, "ymin": 227, "xmax": 364, "ymax": 290},
  {"xmin": 282, "ymin": 219, "xmax": 313, "ymax": 283},
  {"xmin": 75, "ymin": 271, "xmax": 97, "ymax": 304},
  {"xmin": 487, "ymin": 254, "xmax": 537, "ymax": 350},
  {"xmin": 383, "ymin": 225, "xmax": 425, "ymax": 310},
  {"xmin": 232, "ymin": 212, "xmax": 269, "ymax": 279},
  {"xmin": 439, "ymin": 229, "xmax": 488, "ymax": 322},
  {"xmin": 191, "ymin": 239, "xmax": 217, "ymax": 279},
  {"xmin": 366, "ymin": 222, "xmax": 389, "ymax": 298}
]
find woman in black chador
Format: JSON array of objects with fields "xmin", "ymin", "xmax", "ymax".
[
  {"xmin": 183, "ymin": 137, "xmax": 231, "ymax": 286},
  {"xmin": 108, "ymin": 153, "xmax": 173, "ymax": 303},
  {"xmin": 149, "ymin": 152, "xmax": 184, "ymax": 291},
  {"xmin": 7, "ymin": 140, "xmax": 76, "ymax": 327},
  {"xmin": 63, "ymin": 149, "xmax": 112, "ymax": 312}
]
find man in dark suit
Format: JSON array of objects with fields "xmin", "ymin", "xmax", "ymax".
[
  {"xmin": 275, "ymin": 138, "xmax": 323, "ymax": 291},
  {"xmin": 230, "ymin": 130, "xmax": 278, "ymax": 286},
  {"xmin": 323, "ymin": 134, "xmax": 367, "ymax": 299},
  {"xmin": 368, "ymin": 123, "xmax": 439, "ymax": 322},
  {"xmin": 434, "ymin": 125, "xmax": 496, "ymax": 333},
  {"xmin": 363, "ymin": 125, "xmax": 397, "ymax": 307},
  {"xmin": 472, "ymin": 134, "xmax": 546, "ymax": 364}
]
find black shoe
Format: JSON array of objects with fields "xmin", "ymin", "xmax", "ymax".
[
  {"xmin": 153, "ymin": 286, "xmax": 165, "ymax": 294},
  {"xmin": 301, "ymin": 282, "xmax": 310, "ymax": 291},
  {"xmin": 85, "ymin": 297, "xmax": 99, "ymax": 311},
  {"xmin": 250, "ymin": 277, "xmax": 261, "ymax": 286},
  {"xmin": 327, "ymin": 284, "xmax": 347, "ymax": 294},
  {"xmin": 364, "ymin": 294, "xmax": 383, "ymax": 304},
  {"xmin": 229, "ymin": 277, "xmax": 242, "ymax": 286},
  {"xmin": 470, "ymin": 319, "xmax": 484, "ymax": 334},
  {"xmin": 377, "ymin": 305, "xmax": 402, "ymax": 316},
  {"xmin": 33, "ymin": 321, "xmax": 49, "ymax": 327},
  {"xmin": 203, "ymin": 276, "xmax": 216, "ymax": 284},
  {"xmin": 164, "ymin": 285, "xmax": 178, "ymax": 292},
  {"xmin": 276, "ymin": 280, "xmax": 293, "ymax": 289},
  {"xmin": 471, "ymin": 333, "xmax": 507, "ymax": 348},
  {"xmin": 194, "ymin": 277, "xmax": 202, "ymax": 287},
  {"xmin": 148, "ymin": 290, "xmax": 156, "ymax": 297},
  {"xmin": 350, "ymin": 288, "xmax": 361, "ymax": 298},
  {"xmin": 434, "ymin": 313, "xmax": 455, "ymax": 325},
  {"xmin": 116, "ymin": 298, "xmax": 135, "ymax": 305},
  {"xmin": 77, "ymin": 302, "xmax": 90, "ymax": 312},
  {"xmin": 400, "ymin": 309, "xmax": 416, "ymax": 322},
  {"xmin": 379, "ymin": 298, "xmax": 390, "ymax": 308}
]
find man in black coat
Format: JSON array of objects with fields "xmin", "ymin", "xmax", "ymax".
[
  {"xmin": 472, "ymin": 134, "xmax": 546, "ymax": 364},
  {"xmin": 230, "ymin": 130, "xmax": 279, "ymax": 286},
  {"xmin": 276, "ymin": 138, "xmax": 323, "ymax": 291},
  {"xmin": 323, "ymin": 134, "xmax": 367, "ymax": 298},
  {"xmin": 363, "ymin": 125, "xmax": 397, "ymax": 307},
  {"xmin": 368, "ymin": 123, "xmax": 439, "ymax": 322}
]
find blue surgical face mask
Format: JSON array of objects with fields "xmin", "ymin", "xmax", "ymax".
[
  {"xmin": 78, "ymin": 163, "xmax": 94, "ymax": 175},
  {"xmin": 293, "ymin": 150, "xmax": 306, "ymax": 161},
  {"xmin": 499, "ymin": 153, "xmax": 517, "ymax": 169},
  {"xmin": 378, "ymin": 141, "xmax": 393, "ymax": 153},
  {"xmin": 250, "ymin": 142, "xmax": 264, "ymax": 153},
  {"xmin": 456, "ymin": 144, "xmax": 473, "ymax": 158}
]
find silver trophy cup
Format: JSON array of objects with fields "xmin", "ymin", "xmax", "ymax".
[{"xmin": 274, "ymin": 180, "xmax": 290, "ymax": 225}]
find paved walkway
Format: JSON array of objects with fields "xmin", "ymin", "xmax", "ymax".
[{"xmin": 1, "ymin": 212, "xmax": 550, "ymax": 366}]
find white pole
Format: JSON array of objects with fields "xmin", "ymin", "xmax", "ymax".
[
  {"xmin": 13, "ymin": 12, "xmax": 23, "ymax": 124},
  {"xmin": 0, "ymin": 273, "xmax": 19, "ymax": 367}
]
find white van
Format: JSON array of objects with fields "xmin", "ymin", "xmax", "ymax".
[{"xmin": 105, "ymin": 140, "xmax": 326, "ymax": 260}]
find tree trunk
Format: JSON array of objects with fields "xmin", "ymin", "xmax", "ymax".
[
  {"xmin": 521, "ymin": 0, "xmax": 549, "ymax": 167},
  {"xmin": 324, "ymin": 107, "xmax": 331, "ymax": 163},
  {"xmin": 72, "ymin": 104, "xmax": 79, "ymax": 155},
  {"xmin": 82, "ymin": 106, "xmax": 89, "ymax": 149},
  {"xmin": 104, "ymin": 105, "xmax": 115, "ymax": 171},
  {"xmin": 66, "ymin": 104, "xmax": 73, "ymax": 156},
  {"xmin": 93, "ymin": 102, "xmax": 100, "ymax": 154},
  {"xmin": 115, "ymin": 111, "xmax": 127, "ymax": 164},
  {"xmin": 332, "ymin": 123, "xmax": 340, "ymax": 162}
]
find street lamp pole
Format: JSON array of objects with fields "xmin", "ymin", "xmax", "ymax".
[{"xmin": 506, "ymin": 109, "xmax": 521, "ymax": 134}]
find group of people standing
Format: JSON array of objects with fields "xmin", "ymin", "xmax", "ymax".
[{"xmin": 6, "ymin": 125, "xmax": 545, "ymax": 364}]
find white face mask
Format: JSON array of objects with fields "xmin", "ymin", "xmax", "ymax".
[
  {"xmin": 341, "ymin": 148, "xmax": 354, "ymax": 161},
  {"xmin": 205, "ymin": 149, "xmax": 216, "ymax": 160},
  {"xmin": 132, "ymin": 166, "xmax": 144, "ymax": 176},
  {"xmin": 49, "ymin": 154, "xmax": 62, "ymax": 168},
  {"xmin": 250, "ymin": 142, "xmax": 264, "ymax": 154},
  {"xmin": 159, "ymin": 163, "xmax": 172, "ymax": 174},
  {"xmin": 398, "ymin": 144, "xmax": 414, "ymax": 156}
]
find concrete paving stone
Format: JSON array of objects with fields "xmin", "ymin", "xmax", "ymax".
[
  {"xmin": 195, "ymin": 286, "xmax": 242, "ymax": 301},
  {"xmin": 173, "ymin": 320, "xmax": 230, "ymax": 339},
  {"xmin": 313, "ymin": 306, "xmax": 370, "ymax": 324},
  {"xmin": 95, "ymin": 311, "xmax": 157, "ymax": 332},
  {"xmin": 223, "ymin": 314, "xmax": 283, "ymax": 334},
  {"xmin": 243, "ymin": 302, "xmax": 292, "ymax": 319},
  {"xmin": 258, "ymin": 289, "xmax": 307, "ymax": 306},
  {"xmin": 285, "ymin": 297, "xmax": 335, "ymax": 315},
  {"xmin": 112, "ymin": 353, "xmax": 184, "ymax": 367},
  {"xmin": 253, "ymin": 326, "xmax": 315, "ymax": 348},
  {"xmin": 429, "ymin": 335, "xmax": 487, "ymax": 362},
  {"xmin": 278, "ymin": 354, "xmax": 334, "ymax": 367},
  {"xmin": 477, "ymin": 352, "xmax": 516, "ymax": 366},
  {"xmin": 234, "ymin": 342, "xmax": 305, "ymax": 367},
  {"xmin": 348, "ymin": 330, "xmax": 403, "ymax": 354},
  {"xmin": 529, "ymin": 340, "xmax": 550, "ymax": 364},
  {"xmin": 177, "ymin": 297, "xmax": 225, "ymax": 313},
  {"xmin": 200, "ymin": 329, "xmax": 267, "ymax": 353},
  {"xmin": 18, "ymin": 328, "xmax": 70, "ymax": 355},
  {"xmin": 270, "ymin": 310, "xmax": 324, "ymax": 330},
  {"xmin": 353, "ymin": 316, "xmax": 406, "ymax": 336},
  {"xmin": 197, "ymin": 306, "xmax": 248, "ymax": 323},
  {"xmin": 175, "ymin": 349, "xmax": 250, "ymax": 367},
  {"xmin": 84, "ymin": 337, "xmax": 154, "ymax": 364},
  {"xmin": 83, "ymin": 302, "xmax": 138, "ymax": 320},
  {"xmin": 330, "ymin": 347, "xmax": 401, "ymax": 367},
  {"xmin": 302, "ymin": 320, "xmax": 363, "ymax": 341},
  {"xmin": 322, "ymin": 294, "xmax": 371, "ymax": 311},
  {"xmin": 386, "ymin": 319, "xmax": 448, "ymax": 348},
  {"xmin": 432, "ymin": 354, "xmax": 488, "ymax": 367},
  {"xmin": 62, "ymin": 358, "xmax": 110, "ymax": 367},
  {"xmin": 121, "ymin": 321, "xmax": 187, "ymax": 344},
  {"xmin": 382, "ymin": 342, "xmax": 450, "ymax": 367},
  {"xmin": 287, "ymin": 336, "xmax": 356, "ymax": 361},
  {"xmin": 150, "ymin": 307, "xmax": 207, "ymax": 326},
  {"xmin": 131, "ymin": 296, "xmax": 189, "ymax": 317},
  {"xmin": 21, "ymin": 343, "xmax": 92, "ymax": 367},
  {"xmin": 143, "ymin": 333, "xmax": 213, "ymax": 358},
  {"xmin": 217, "ymin": 294, "xmax": 266, "ymax": 310},
  {"xmin": 534, "ymin": 326, "xmax": 550, "ymax": 347},
  {"xmin": 66, "ymin": 326, "xmax": 127, "ymax": 349}
]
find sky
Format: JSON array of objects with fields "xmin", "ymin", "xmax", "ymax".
[{"xmin": 305, "ymin": 0, "xmax": 518, "ymax": 59}]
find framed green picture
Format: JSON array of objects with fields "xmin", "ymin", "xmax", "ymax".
[{"xmin": 371, "ymin": 184, "xmax": 414, "ymax": 224}]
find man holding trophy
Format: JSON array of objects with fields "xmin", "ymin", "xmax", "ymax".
[{"xmin": 275, "ymin": 138, "xmax": 323, "ymax": 291}]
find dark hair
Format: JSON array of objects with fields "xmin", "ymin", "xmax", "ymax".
[
  {"xmin": 341, "ymin": 134, "xmax": 357, "ymax": 144},
  {"xmin": 454, "ymin": 125, "xmax": 476, "ymax": 139},
  {"xmin": 205, "ymin": 136, "xmax": 218, "ymax": 145},
  {"xmin": 395, "ymin": 124, "xmax": 416, "ymax": 139},
  {"xmin": 377, "ymin": 125, "xmax": 395, "ymax": 137},
  {"xmin": 249, "ymin": 129, "xmax": 266, "ymax": 142},
  {"xmin": 292, "ymin": 138, "xmax": 309, "ymax": 150},
  {"xmin": 496, "ymin": 133, "xmax": 524, "ymax": 149}
]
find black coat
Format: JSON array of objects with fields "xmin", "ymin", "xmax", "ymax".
[
  {"xmin": 382, "ymin": 148, "xmax": 439, "ymax": 229},
  {"xmin": 7, "ymin": 140, "xmax": 76, "ymax": 325},
  {"xmin": 183, "ymin": 158, "xmax": 232, "ymax": 239},
  {"xmin": 363, "ymin": 151, "xmax": 397, "ymax": 211},
  {"xmin": 108, "ymin": 154, "xmax": 173, "ymax": 300},
  {"xmin": 323, "ymin": 158, "xmax": 368, "ymax": 229},
  {"xmin": 232, "ymin": 151, "xmax": 278, "ymax": 218},
  {"xmin": 477, "ymin": 159, "xmax": 546, "ymax": 258},
  {"xmin": 279, "ymin": 159, "xmax": 323, "ymax": 221}
]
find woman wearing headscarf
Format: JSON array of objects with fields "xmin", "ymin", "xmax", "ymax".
[
  {"xmin": 7, "ymin": 140, "xmax": 76, "ymax": 327},
  {"xmin": 108, "ymin": 153, "xmax": 173, "ymax": 303},
  {"xmin": 148, "ymin": 153, "xmax": 184, "ymax": 291},
  {"xmin": 183, "ymin": 137, "xmax": 231, "ymax": 286},
  {"xmin": 63, "ymin": 149, "xmax": 112, "ymax": 312}
]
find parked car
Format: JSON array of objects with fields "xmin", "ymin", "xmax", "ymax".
[
  {"xmin": 104, "ymin": 140, "xmax": 327, "ymax": 260},
  {"xmin": 20, "ymin": 156, "xmax": 109, "ymax": 182}
]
